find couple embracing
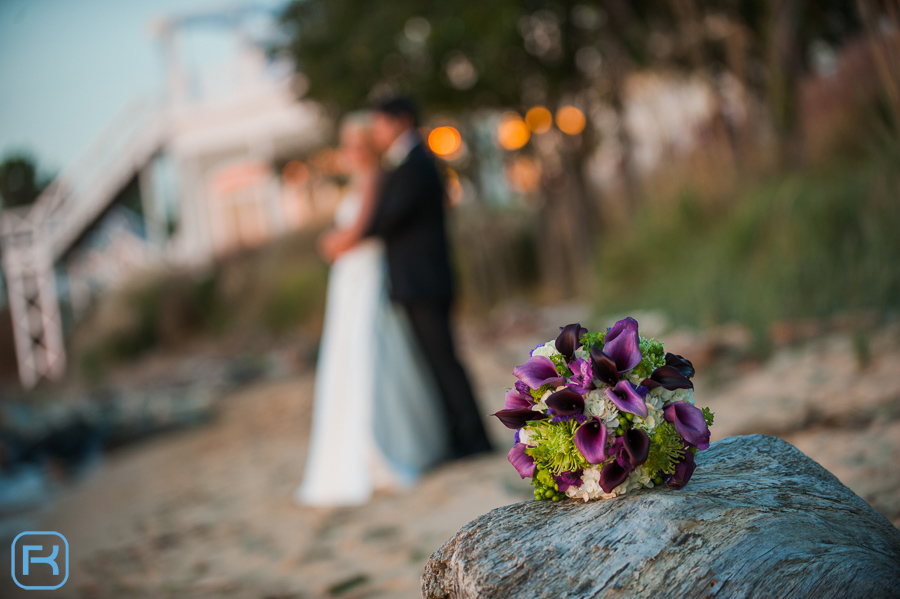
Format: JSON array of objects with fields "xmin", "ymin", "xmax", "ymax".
[{"xmin": 296, "ymin": 98, "xmax": 492, "ymax": 507}]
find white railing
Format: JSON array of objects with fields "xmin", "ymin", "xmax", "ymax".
[
  {"xmin": 0, "ymin": 98, "xmax": 168, "ymax": 388},
  {"xmin": 28, "ymin": 99, "xmax": 168, "ymax": 260}
]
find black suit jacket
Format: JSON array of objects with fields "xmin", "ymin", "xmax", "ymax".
[{"xmin": 364, "ymin": 142, "xmax": 454, "ymax": 303}]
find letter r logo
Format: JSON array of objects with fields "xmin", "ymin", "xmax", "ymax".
[
  {"xmin": 22, "ymin": 545, "xmax": 60, "ymax": 576},
  {"xmin": 11, "ymin": 532, "xmax": 69, "ymax": 590}
]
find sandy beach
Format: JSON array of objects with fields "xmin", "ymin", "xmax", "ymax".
[{"xmin": 2, "ymin": 318, "xmax": 898, "ymax": 599}]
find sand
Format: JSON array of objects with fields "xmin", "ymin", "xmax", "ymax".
[{"xmin": 1, "ymin": 319, "xmax": 897, "ymax": 598}]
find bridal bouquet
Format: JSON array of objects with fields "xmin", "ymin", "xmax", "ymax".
[{"xmin": 494, "ymin": 318, "xmax": 714, "ymax": 502}]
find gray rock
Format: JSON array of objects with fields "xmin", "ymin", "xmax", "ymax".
[{"xmin": 422, "ymin": 435, "xmax": 900, "ymax": 599}]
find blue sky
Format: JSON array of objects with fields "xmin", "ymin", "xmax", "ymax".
[{"xmin": 0, "ymin": 0, "xmax": 287, "ymax": 175}]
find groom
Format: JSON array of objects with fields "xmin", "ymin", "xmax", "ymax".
[{"xmin": 330, "ymin": 97, "xmax": 492, "ymax": 459}]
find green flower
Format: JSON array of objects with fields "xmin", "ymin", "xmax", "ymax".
[
  {"xmin": 526, "ymin": 419, "xmax": 590, "ymax": 475},
  {"xmin": 643, "ymin": 421, "xmax": 686, "ymax": 475}
]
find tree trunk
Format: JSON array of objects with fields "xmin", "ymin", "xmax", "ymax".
[
  {"xmin": 422, "ymin": 434, "xmax": 900, "ymax": 599},
  {"xmin": 767, "ymin": 0, "xmax": 806, "ymax": 166},
  {"xmin": 534, "ymin": 129, "xmax": 598, "ymax": 299}
]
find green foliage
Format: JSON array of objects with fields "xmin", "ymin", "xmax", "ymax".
[
  {"xmin": 276, "ymin": 0, "xmax": 611, "ymax": 113},
  {"xmin": 702, "ymin": 407, "xmax": 715, "ymax": 427},
  {"xmin": 0, "ymin": 154, "xmax": 48, "ymax": 209},
  {"xmin": 263, "ymin": 268, "xmax": 329, "ymax": 333},
  {"xmin": 111, "ymin": 280, "xmax": 166, "ymax": 358},
  {"xmin": 548, "ymin": 353, "xmax": 569, "ymax": 375},
  {"xmin": 72, "ymin": 231, "xmax": 330, "ymax": 381},
  {"xmin": 594, "ymin": 153, "xmax": 900, "ymax": 350},
  {"xmin": 526, "ymin": 419, "xmax": 590, "ymax": 475},
  {"xmin": 644, "ymin": 421, "xmax": 686, "ymax": 476},
  {"xmin": 579, "ymin": 331, "xmax": 606, "ymax": 349},
  {"xmin": 633, "ymin": 337, "xmax": 666, "ymax": 379},
  {"xmin": 530, "ymin": 383, "xmax": 555, "ymax": 401}
]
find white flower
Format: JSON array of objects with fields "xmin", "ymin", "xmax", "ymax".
[
  {"xmin": 626, "ymin": 465, "xmax": 654, "ymax": 491},
  {"xmin": 563, "ymin": 462, "xmax": 657, "ymax": 502},
  {"xmin": 584, "ymin": 388, "xmax": 620, "ymax": 430},
  {"xmin": 573, "ymin": 347, "xmax": 590, "ymax": 361},
  {"xmin": 649, "ymin": 386, "xmax": 695, "ymax": 405},
  {"xmin": 565, "ymin": 465, "xmax": 627, "ymax": 501},
  {"xmin": 645, "ymin": 393, "xmax": 663, "ymax": 411},
  {"xmin": 625, "ymin": 371, "xmax": 645, "ymax": 386},
  {"xmin": 531, "ymin": 341, "xmax": 561, "ymax": 358},
  {"xmin": 634, "ymin": 405, "xmax": 662, "ymax": 433},
  {"xmin": 518, "ymin": 426, "xmax": 534, "ymax": 446}
]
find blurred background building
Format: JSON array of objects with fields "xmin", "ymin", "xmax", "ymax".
[{"xmin": 0, "ymin": 5, "xmax": 330, "ymax": 387}]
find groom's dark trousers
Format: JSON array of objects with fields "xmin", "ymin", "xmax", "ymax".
[{"xmin": 364, "ymin": 141, "xmax": 492, "ymax": 458}]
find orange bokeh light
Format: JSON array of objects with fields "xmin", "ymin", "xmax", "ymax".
[
  {"xmin": 525, "ymin": 106, "xmax": 553, "ymax": 134},
  {"xmin": 497, "ymin": 112, "xmax": 531, "ymax": 150},
  {"xmin": 428, "ymin": 126, "xmax": 462, "ymax": 157},
  {"xmin": 556, "ymin": 105, "xmax": 586, "ymax": 135},
  {"xmin": 505, "ymin": 156, "xmax": 542, "ymax": 193}
]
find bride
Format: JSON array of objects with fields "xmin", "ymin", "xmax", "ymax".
[{"xmin": 295, "ymin": 114, "xmax": 450, "ymax": 506}]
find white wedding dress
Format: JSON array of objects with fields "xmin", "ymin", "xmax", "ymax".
[{"xmin": 295, "ymin": 192, "xmax": 450, "ymax": 506}]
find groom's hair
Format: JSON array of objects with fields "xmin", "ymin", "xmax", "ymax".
[{"xmin": 372, "ymin": 96, "xmax": 420, "ymax": 128}]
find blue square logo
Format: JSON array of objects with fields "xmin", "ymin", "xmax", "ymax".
[{"xmin": 11, "ymin": 531, "xmax": 69, "ymax": 590}]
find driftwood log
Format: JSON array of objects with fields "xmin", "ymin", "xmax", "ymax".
[{"xmin": 422, "ymin": 435, "xmax": 900, "ymax": 598}]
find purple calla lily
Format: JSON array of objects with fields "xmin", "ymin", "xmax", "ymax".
[
  {"xmin": 574, "ymin": 418, "xmax": 608, "ymax": 464},
  {"xmin": 556, "ymin": 323, "xmax": 588, "ymax": 359},
  {"xmin": 603, "ymin": 317, "xmax": 643, "ymax": 373},
  {"xmin": 605, "ymin": 380, "xmax": 648, "ymax": 418},
  {"xmin": 642, "ymin": 365, "xmax": 694, "ymax": 391},
  {"xmin": 513, "ymin": 355, "xmax": 565, "ymax": 390},
  {"xmin": 599, "ymin": 459, "xmax": 631, "ymax": 493},
  {"xmin": 553, "ymin": 469, "xmax": 583, "ymax": 492},
  {"xmin": 665, "ymin": 353, "xmax": 695, "ymax": 379},
  {"xmin": 667, "ymin": 449, "xmax": 696, "ymax": 489},
  {"xmin": 663, "ymin": 401, "xmax": 710, "ymax": 449},
  {"xmin": 545, "ymin": 388, "xmax": 586, "ymax": 418},
  {"xmin": 505, "ymin": 388, "xmax": 533, "ymax": 410},
  {"xmin": 515, "ymin": 380, "xmax": 531, "ymax": 397},
  {"xmin": 493, "ymin": 407, "xmax": 548, "ymax": 430},
  {"xmin": 589, "ymin": 346, "xmax": 620, "ymax": 386},
  {"xmin": 508, "ymin": 443, "xmax": 536, "ymax": 479},
  {"xmin": 621, "ymin": 428, "xmax": 650, "ymax": 468},
  {"xmin": 567, "ymin": 357, "xmax": 595, "ymax": 394}
]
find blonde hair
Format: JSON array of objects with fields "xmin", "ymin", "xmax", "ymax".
[{"xmin": 340, "ymin": 110, "xmax": 372, "ymax": 137}]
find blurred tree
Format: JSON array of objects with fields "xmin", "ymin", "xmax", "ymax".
[
  {"xmin": 628, "ymin": 0, "xmax": 861, "ymax": 164},
  {"xmin": 276, "ymin": 0, "xmax": 864, "ymax": 294},
  {"xmin": 0, "ymin": 154, "xmax": 48, "ymax": 210},
  {"xmin": 276, "ymin": 0, "xmax": 659, "ymax": 295}
]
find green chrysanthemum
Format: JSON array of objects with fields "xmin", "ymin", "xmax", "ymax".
[
  {"xmin": 526, "ymin": 419, "xmax": 590, "ymax": 475},
  {"xmin": 643, "ymin": 421, "xmax": 686, "ymax": 475}
]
